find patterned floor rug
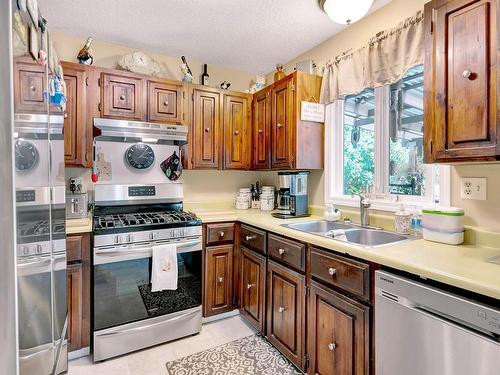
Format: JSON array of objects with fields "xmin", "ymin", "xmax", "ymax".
[{"xmin": 166, "ymin": 333, "xmax": 303, "ymax": 375}]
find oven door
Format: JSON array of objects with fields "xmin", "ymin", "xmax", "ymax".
[{"xmin": 93, "ymin": 238, "xmax": 202, "ymax": 332}]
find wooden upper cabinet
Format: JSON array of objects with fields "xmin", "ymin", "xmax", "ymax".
[
  {"xmin": 271, "ymin": 76, "xmax": 294, "ymax": 169},
  {"xmin": 61, "ymin": 62, "xmax": 91, "ymax": 167},
  {"xmin": 204, "ymin": 245, "xmax": 233, "ymax": 317},
  {"xmin": 147, "ymin": 80, "xmax": 183, "ymax": 123},
  {"xmin": 223, "ymin": 93, "xmax": 251, "ymax": 170},
  {"xmin": 424, "ymin": 0, "xmax": 500, "ymax": 162},
  {"xmin": 252, "ymin": 87, "xmax": 272, "ymax": 169},
  {"xmin": 101, "ymin": 72, "xmax": 145, "ymax": 120},
  {"xmin": 240, "ymin": 246, "xmax": 266, "ymax": 333},
  {"xmin": 266, "ymin": 261, "xmax": 305, "ymax": 370},
  {"xmin": 307, "ymin": 281, "xmax": 370, "ymax": 375},
  {"xmin": 14, "ymin": 59, "xmax": 48, "ymax": 113},
  {"xmin": 192, "ymin": 87, "xmax": 221, "ymax": 169}
]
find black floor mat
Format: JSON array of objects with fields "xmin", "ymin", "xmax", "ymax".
[{"xmin": 138, "ymin": 275, "xmax": 201, "ymax": 318}]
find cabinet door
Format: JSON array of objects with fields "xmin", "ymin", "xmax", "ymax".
[
  {"xmin": 67, "ymin": 262, "xmax": 83, "ymax": 352},
  {"xmin": 14, "ymin": 60, "xmax": 47, "ymax": 113},
  {"xmin": 148, "ymin": 80, "xmax": 183, "ymax": 123},
  {"xmin": 424, "ymin": 0, "xmax": 499, "ymax": 162},
  {"xmin": 204, "ymin": 245, "xmax": 233, "ymax": 317},
  {"xmin": 192, "ymin": 87, "xmax": 221, "ymax": 168},
  {"xmin": 307, "ymin": 281, "xmax": 370, "ymax": 375},
  {"xmin": 62, "ymin": 63, "xmax": 91, "ymax": 167},
  {"xmin": 267, "ymin": 261, "xmax": 305, "ymax": 370},
  {"xmin": 223, "ymin": 93, "xmax": 251, "ymax": 170},
  {"xmin": 101, "ymin": 72, "xmax": 145, "ymax": 120},
  {"xmin": 252, "ymin": 88, "xmax": 271, "ymax": 169},
  {"xmin": 271, "ymin": 77, "xmax": 294, "ymax": 169},
  {"xmin": 240, "ymin": 246, "xmax": 266, "ymax": 332}
]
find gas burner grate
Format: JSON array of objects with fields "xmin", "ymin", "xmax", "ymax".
[{"xmin": 94, "ymin": 210, "xmax": 199, "ymax": 230}]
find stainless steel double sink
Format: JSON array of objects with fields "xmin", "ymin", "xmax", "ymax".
[{"xmin": 282, "ymin": 220, "xmax": 413, "ymax": 248}]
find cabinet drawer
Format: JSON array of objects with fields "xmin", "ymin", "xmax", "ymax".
[
  {"xmin": 240, "ymin": 225, "xmax": 266, "ymax": 254},
  {"xmin": 310, "ymin": 247, "xmax": 369, "ymax": 300},
  {"xmin": 67, "ymin": 235, "xmax": 83, "ymax": 262},
  {"xmin": 268, "ymin": 234, "xmax": 305, "ymax": 272},
  {"xmin": 206, "ymin": 223, "xmax": 235, "ymax": 245}
]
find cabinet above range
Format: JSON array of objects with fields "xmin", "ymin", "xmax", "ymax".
[{"xmin": 35, "ymin": 61, "xmax": 324, "ymax": 170}]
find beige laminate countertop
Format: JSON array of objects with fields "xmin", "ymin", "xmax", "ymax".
[
  {"xmin": 191, "ymin": 208, "xmax": 500, "ymax": 301},
  {"xmin": 66, "ymin": 217, "xmax": 93, "ymax": 234}
]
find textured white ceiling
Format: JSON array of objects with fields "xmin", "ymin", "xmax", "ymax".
[{"xmin": 41, "ymin": 0, "xmax": 390, "ymax": 74}]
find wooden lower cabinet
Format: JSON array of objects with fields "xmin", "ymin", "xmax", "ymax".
[
  {"xmin": 266, "ymin": 260, "xmax": 306, "ymax": 370},
  {"xmin": 67, "ymin": 262, "xmax": 83, "ymax": 352},
  {"xmin": 307, "ymin": 281, "xmax": 370, "ymax": 375},
  {"xmin": 66, "ymin": 233, "xmax": 91, "ymax": 352},
  {"xmin": 204, "ymin": 244, "xmax": 234, "ymax": 317},
  {"xmin": 240, "ymin": 246, "xmax": 266, "ymax": 332}
]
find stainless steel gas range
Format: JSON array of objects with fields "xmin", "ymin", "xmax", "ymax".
[{"xmin": 92, "ymin": 118, "xmax": 202, "ymax": 361}]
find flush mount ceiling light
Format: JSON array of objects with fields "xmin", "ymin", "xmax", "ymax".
[{"xmin": 320, "ymin": 0, "xmax": 375, "ymax": 25}]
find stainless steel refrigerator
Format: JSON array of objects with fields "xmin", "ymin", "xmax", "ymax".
[{"xmin": 1, "ymin": 1, "xmax": 67, "ymax": 374}]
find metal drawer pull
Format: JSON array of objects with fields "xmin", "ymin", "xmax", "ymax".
[
  {"xmin": 245, "ymin": 235, "xmax": 256, "ymax": 241},
  {"xmin": 258, "ymin": 129, "xmax": 264, "ymax": 134},
  {"xmin": 328, "ymin": 267, "xmax": 337, "ymax": 276},
  {"xmin": 328, "ymin": 342, "xmax": 336, "ymax": 351},
  {"xmin": 164, "ymin": 101, "xmax": 169, "ymax": 106},
  {"xmin": 462, "ymin": 70, "xmax": 472, "ymax": 79},
  {"xmin": 247, "ymin": 283, "xmax": 254, "ymax": 290},
  {"xmin": 277, "ymin": 123, "xmax": 283, "ymax": 129},
  {"xmin": 119, "ymin": 94, "xmax": 126, "ymax": 100},
  {"xmin": 234, "ymin": 130, "xmax": 239, "ymax": 135},
  {"xmin": 278, "ymin": 248, "xmax": 286, "ymax": 255},
  {"xmin": 218, "ymin": 277, "xmax": 223, "ymax": 283},
  {"xmin": 278, "ymin": 306, "xmax": 285, "ymax": 313},
  {"xmin": 205, "ymin": 127, "xmax": 210, "ymax": 132},
  {"xmin": 219, "ymin": 231, "xmax": 225, "ymax": 238}
]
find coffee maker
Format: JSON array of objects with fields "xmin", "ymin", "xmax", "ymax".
[{"xmin": 272, "ymin": 171, "xmax": 310, "ymax": 218}]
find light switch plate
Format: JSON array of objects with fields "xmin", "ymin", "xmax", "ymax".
[{"xmin": 460, "ymin": 177, "xmax": 487, "ymax": 200}]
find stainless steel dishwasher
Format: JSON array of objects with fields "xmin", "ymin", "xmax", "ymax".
[{"xmin": 375, "ymin": 271, "xmax": 500, "ymax": 375}]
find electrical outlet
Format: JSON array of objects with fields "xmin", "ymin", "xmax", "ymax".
[{"xmin": 460, "ymin": 177, "xmax": 487, "ymax": 200}]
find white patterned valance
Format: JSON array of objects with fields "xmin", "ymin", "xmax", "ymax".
[{"xmin": 320, "ymin": 11, "xmax": 424, "ymax": 104}]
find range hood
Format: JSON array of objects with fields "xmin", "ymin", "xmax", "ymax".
[{"xmin": 93, "ymin": 117, "xmax": 188, "ymax": 143}]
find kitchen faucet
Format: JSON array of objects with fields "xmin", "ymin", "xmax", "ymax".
[{"xmin": 357, "ymin": 193, "xmax": 371, "ymax": 227}]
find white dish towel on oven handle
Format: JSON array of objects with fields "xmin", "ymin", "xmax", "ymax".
[{"xmin": 151, "ymin": 243, "xmax": 178, "ymax": 292}]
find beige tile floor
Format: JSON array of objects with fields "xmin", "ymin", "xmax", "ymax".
[{"xmin": 68, "ymin": 315, "xmax": 256, "ymax": 375}]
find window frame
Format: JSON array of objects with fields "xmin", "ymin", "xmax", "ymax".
[{"xmin": 325, "ymin": 87, "xmax": 451, "ymax": 212}]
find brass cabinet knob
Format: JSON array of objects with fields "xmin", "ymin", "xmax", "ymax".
[
  {"xmin": 277, "ymin": 123, "xmax": 283, "ymax": 129},
  {"xmin": 245, "ymin": 235, "xmax": 256, "ymax": 241},
  {"xmin": 218, "ymin": 277, "xmax": 223, "ymax": 283},
  {"xmin": 278, "ymin": 306, "xmax": 285, "ymax": 313},
  {"xmin": 462, "ymin": 70, "xmax": 472, "ymax": 79},
  {"xmin": 30, "ymin": 85, "xmax": 37, "ymax": 92},
  {"xmin": 328, "ymin": 343, "xmax": 336, "ymax": 351},
  {"xmin": 328, "ymin": 267, "xmax": 337, "ymax": 276},
  {"xmin": 119, "ymin": 94, "xmax": 126, "ymax": 100},
  {"xmin": 219, "ymin": 231, "xmax": 225, "ymax": 238},
  {"xmin": 234, "ymin": 130, "xmax": 239, "ymax": 135},
  {"xmin": 247, "ymin": 283, "xmax": 254, "ymax": 290},
  {"xmin": 164, "ymin": 101, "xmax": 169, "ymax": 106},
  {"xmin": 258, "ymin": 129, "xmax": 264, "ymax": 134},
  {"xmin": 278, "ymin": 248, "xmax": 285, "ymax": 255},
  {"xmin": 205, "ymin": 127, "xmax": 210, "ymax": 132}
]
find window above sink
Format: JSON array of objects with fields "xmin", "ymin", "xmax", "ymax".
[{"xmin": 325, "ymin": 64, "xmax": 451, "ymax": 212}]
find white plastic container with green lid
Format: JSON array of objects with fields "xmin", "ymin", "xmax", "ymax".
[{"xmin": 422, "ymin": 206, "xmax": 465, "ymax": 245}]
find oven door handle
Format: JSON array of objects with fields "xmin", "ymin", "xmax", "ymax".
[
  {"xmin": 97, "ymin": 308, "xmax": 200, "ymax": 337},
  {"xmin": 94, "ymin": 239, "xmax": 202, "ymax": 264}
]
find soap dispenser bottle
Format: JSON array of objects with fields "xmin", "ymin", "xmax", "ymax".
[{"xmin": 395, "ymin": 203, "xmax": 411, "ymax": 234}]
